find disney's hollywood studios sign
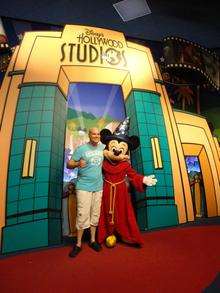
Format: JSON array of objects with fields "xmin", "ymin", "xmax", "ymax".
[{"xmin": 60, "ymin": 28, "xmax": 127, "ymax": 67}]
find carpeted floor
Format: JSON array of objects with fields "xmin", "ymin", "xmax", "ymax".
[{"xmin": 1, "ymin": 224, "xmax": 220, "ymax": 293}]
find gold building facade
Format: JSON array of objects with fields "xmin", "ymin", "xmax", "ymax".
[{"xmin": 0, "ymin": 25, "xmax": 219, "ymax": 253}]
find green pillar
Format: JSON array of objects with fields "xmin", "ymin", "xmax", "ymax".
[
  {"xmin": 2, "ymin": 85, "xmax": 66, "ymax": 253},
  {"xmin": 126, "ymin": 90, "xmax": 178, "ymax": 230}
]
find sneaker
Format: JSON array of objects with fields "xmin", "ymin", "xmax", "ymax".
[
  {"xmin": 69, "ymin": 245, "xmax": 81, "ymax": 258},
  {"xmin": 89, "ymin": 241, "xmax": 102, "ymax": 252}
]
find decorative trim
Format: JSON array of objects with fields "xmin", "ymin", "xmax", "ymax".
[
  {"xmin": 22, "ymin": 139, "xmax": 37, "ymax": 178},
  {"xmin": 7, "ymin": 208, "xmax": 61, "ymax": 219},
  {"xmin": 163, "ymin": 36, "xmax": 218, "ymax": 57},
  {"xmin": 18, "ymin": 82, "xmax": 57, "ymax": 88},
  {"xmin": 154, "ymin": 78, "xmax": 164, "ymax": 84},
  {"xmin": 136, "ymin": 197, "xmax": 175, "ymax": 204},
  {"xmin": 132, "ymin": 88, "xmax": 161, "ymax": 96},
  {"xmin": 18, "ymin": 82, "xmax": 67, "ymax": 98},
  {"xmin": 162, "ymin": 36, "xmax": 219, "ymax": 90},
  {"xmin": 213, "ymin": 137, "xmax": 220, "ymax": 160},
  {"xmin": 151, "ymin": 137, "xmax": 163, "ymax": 169},
  {"xmin": 8, "ymin": 70, "xmax": 25, "ymax": 76}
]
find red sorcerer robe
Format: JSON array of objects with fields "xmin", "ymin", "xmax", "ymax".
[{"xmin": 98, "ymin": 159, "xmax": 145, "ymax": 245}]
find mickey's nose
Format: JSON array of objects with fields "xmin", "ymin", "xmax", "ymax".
[{"xmin": 113, "ymin": 149, "xmax": 122, "ymax": 156}]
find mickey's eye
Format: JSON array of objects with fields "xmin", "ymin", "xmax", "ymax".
[
  {"xmin": 118, "ymin": 142, "xmax": 128, "ymax": 154},
  {"xmin": 119, "ymin": 148, "xmax": 125, "ymax": 155}
]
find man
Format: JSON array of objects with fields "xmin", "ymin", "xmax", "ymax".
[{"xmin": 67, "ymin": 127, "xmax": 105, "ymax": 257}]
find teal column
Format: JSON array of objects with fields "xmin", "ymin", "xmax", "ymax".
[
  {"xmin": 126, "ymin": 90, "xmax": 178, "ymax": 230},
  {"xmin": 2, "ymin": 85, "xmax": 66, "ymax": 253}
]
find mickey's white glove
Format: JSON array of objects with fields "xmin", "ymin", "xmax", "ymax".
[{"xmin": 143, "ymin": 175, "xmax": 157, "ymax": 186}]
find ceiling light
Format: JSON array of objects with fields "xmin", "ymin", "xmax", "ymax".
[{"xmin": 113, "ymin": 0, "xmax": 151, "ymax": 22}]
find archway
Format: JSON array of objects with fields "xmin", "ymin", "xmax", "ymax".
[{"xmin": 183, "ymin": 143, "xmax": 218, "ymax": 218}]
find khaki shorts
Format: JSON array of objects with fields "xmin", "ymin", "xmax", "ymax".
[{"xmin": 76, "ymin": 190, "xmax": 103, "ymax": 230}]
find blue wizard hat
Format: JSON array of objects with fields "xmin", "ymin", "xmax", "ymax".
[{"xmin": 100, "ymin": 117, "xmax": 140, "ymax": 150}]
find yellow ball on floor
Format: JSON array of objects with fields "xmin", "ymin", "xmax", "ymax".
[{"xmin": 106, "ymin": 235, "xmax": 117, "ymax": 248}]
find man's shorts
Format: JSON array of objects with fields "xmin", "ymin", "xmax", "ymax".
[{"xmin": 76, "ymin": 190, "xmax": 103, "ymax": 230}]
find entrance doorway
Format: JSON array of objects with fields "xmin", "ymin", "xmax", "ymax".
[
  {"xmin": 61, "ymin": 82, "xmax": 126, "ymax": 239},
  {"xmin": 185, "ymin": 156, "xmax": 207, "ymax": 218},
  {"xmin": 182, "ymin": 143, "xmax": 218, "ymax": 220}
]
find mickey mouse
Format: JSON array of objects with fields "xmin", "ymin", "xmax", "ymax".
[{"xmin": 98, "ymin": 117, "xmax": 157, "ymax": 247}]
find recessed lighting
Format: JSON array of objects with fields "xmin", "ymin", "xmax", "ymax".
[{"xmin": 113, "ymin": 0, "xmax": 151, "ymax": 22}]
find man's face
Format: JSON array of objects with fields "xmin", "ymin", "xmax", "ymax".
[{"xmin": 89, "ymin": 128, "xmax": 100, "ymax": 145}]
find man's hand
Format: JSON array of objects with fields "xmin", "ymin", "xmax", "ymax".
[
  {"xmin": 78, "ymin": 159, "xmax": 86, "ymax": 168},
  {"xmin": 143, "ymin": 175, "xmax": 157, "ymax": 186},
  {"xmin": 67, "ymin": 159, "xmax": 86, "ymax": 169}
]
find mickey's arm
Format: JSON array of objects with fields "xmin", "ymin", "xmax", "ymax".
[{"xmin": 126, "ymin": 163, "xmax": 157, "ymax": 191}]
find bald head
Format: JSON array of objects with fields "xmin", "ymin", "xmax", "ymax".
[
  {"xmin": 89, "ymin": 127, "xmax": 99, "ymax": 134},
  {"xmin": 88, "ymin": 127, "xmax": 100, "ymax": 146}
]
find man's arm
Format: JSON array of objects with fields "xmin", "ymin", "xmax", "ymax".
[
  {"xmin": 67, "ymin": 145, "xmax": 86, "ymax": 169},
  {"xmin": 67, "ymin": 159, "xmax": 86, "ymax": 169},
  {"xmin": 67, "ymin": 159, "xmax": 79, "ymax": 169}
]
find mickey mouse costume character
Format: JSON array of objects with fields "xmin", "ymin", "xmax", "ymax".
[{"xmin": 98, "ymin": 117, "xmax": 157, "ymax": 247}]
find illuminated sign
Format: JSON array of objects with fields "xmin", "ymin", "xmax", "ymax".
[{"xmin": 60, "ymin": 28, "xmax": 127, "ymax": 67}]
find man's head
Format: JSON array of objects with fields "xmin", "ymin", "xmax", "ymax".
[{"xmin": 88, "ymin": 127, "xmax": 100, "ymax": 146}]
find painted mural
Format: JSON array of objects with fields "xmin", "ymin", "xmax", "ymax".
[
  {"xmin": 62, "ymin": 82, "xmax": 125, "ymax": 237},
  {"xmin": 185, "ymin": 156, "xmax": 206, "ymax": 218}
]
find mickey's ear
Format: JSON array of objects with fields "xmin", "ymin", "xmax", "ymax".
[
  {"xmin": 100, "ymin": 129, "xmax": 112, "ymax": 144},
  {"xmin": 129, "ymin": 136, "xmax": 140, "ymax": 150}
]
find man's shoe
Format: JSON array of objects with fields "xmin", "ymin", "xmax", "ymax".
[
  {"xmin": 69, "ymin": 245, "xmax": 81, "ymax": 257},
  {"xmin": 89, "ymin": 242, "xmax": 102, "ymax": 252}
]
